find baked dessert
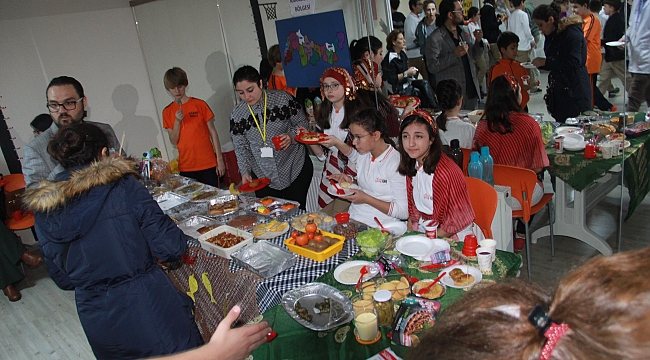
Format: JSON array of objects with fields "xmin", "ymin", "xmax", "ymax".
[
  {"xmin": 193, "ymin": 191, "xmax": 220, "ymax": 201},
  {"xmin": 209, "ymin": 199, "xmax": 238, "ymax": 215},
  {"xmin": 301, "ymin": 132, "xmax": 322, "ymax": 141},
  {"xmin": 454, "ymin": 274, "xmax": 475, "ymax": 286},
  {"xmin": 449, "ymin": 268, "xmax": 465, "ymax": 281},
  {"xmin": 197, "ymin": 225, "xmax": 217, "ymax": 235},
  {"xmin": 227, "ymin": 215, "xmax": 257, "ymax": 230}
]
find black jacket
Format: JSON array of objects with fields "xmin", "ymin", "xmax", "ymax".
[
  {"xmin": 541, "ymin": 15, "xmax": 592, "ymax": 122},
  {"xmin": 603, "ymin": 11, "xmax": 625, "ymax": 62},
  {"xmin": 480, "ymin": 4, "xmax": 502, "ymax": 43}
]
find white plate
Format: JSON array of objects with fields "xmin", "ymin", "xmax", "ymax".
[
  {"xmin": 606, "ymin": 41, "xmax": 625, "ymax": 47},
  {"xmin": 327, "ymin": 183, "xmax": 358, "ymax": 197},
  {"xmin": 520, "ymin": 62, "xmax": 537, "ymax": 69},
  {"xmin": 395, "ymin": 235, "xmax": 450, "ymax": 260},
  {"xmin": 563, "ymin": 140, "xmax": 587, "ymax": 151},
  {"xmin": 333, "ymin": 260, "xmax": 379, "ymax": 285},
  {"xmin": 380, "ymin": 221, "xmax": 408, "ymax": 237},
  {"xmin": 556, "ymin": 126, "xmax": 581, "ymax": 136},
  {"xmin": 439, "ymin": 264, "xmax": 483, "ymax": 289}
]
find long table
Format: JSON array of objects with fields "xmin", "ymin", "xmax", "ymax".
[
  {"xmin": 251, "ymin": 234, "xmax": 522, "ymax": 359},
  {"xmin": 532, "ymin": 116, "xmax": 650, "ymax": 255}
]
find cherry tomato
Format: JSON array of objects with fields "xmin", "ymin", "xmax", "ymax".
[
  {"xmin": 291, "ymin": 230, "xmax": 299, "ymax": 239},
  {"xmin": 295, "ymin": 234, "xmax": 309, "ymax": 246},
  {"xmin": 305, "ymin": 223, "xmax": 317, "ymax": 234},
  {"xmin": 308, "ymin": 232, "xmax": 314, "ymax": 240},
  {"xmin": 313, "ymin": 234, "xmax": 323, "ymax": 242}
]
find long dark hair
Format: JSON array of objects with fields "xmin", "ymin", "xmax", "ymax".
[
  {"xmin": 48, "ymin": 123, "xmax": 109, "ymax": 169},
  {"xmin": 350, "ymin": 36, "xmax": 383, "ymax": 62},
  {"xmin": 398, "ymin": 115, "xmax": 443, "ymax": 177},
  {"xmin": 349, "ymin": 108, "xmax": 396, "ymax": 148},
  {"xmin": 435, "ymin": 79, "xmax": 463, "ymax": 132},
  {"xmin": 484, "ymin": 75, "xmax": 522, "ymax": 134},
  {"xmin": 315, "ymin": 96, "xmax": 354, "ymax": 131}
]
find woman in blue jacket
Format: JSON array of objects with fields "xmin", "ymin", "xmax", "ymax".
[{"xmin": 23, "ymin": 123, "xmax": 202, "ymax": 359}]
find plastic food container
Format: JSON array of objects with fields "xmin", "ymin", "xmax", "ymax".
[
  {"xmin": 154, "ymin": 192, "xmax": 190, "ymax": 211},
  {"xmin": 197, "ymin": 225, "xmax": 254, "ymax": 259},
  {"xmin": 284, "ymin": 231, "xmax": 346, "ymax": 262},
  {"xmin": 176, "ymin": 215, "xmax": 221, "ymax": 239}
]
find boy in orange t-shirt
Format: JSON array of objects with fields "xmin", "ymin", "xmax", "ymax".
[
  {"xmin": 489, "ymin": 31, "xmax": 530, "ymax": 110},
  {"xmin": 572, "ymin": 0, "xmax": 616, "ymax": 111},
  {"xmin": 163, "ymin": 67, "xmax": 225, "ymax": 187}
]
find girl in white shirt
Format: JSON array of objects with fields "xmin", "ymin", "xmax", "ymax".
[
  {"xmin": 309, "ymin": 67, "xmax": 359, "ymax": 215},
  {"xmin": 328, "ymin": 108, "xmax": 408, "ymax": 227},
  {"xmin": 436, "ymin": 79, "xmax": 476, "ymax": 149}
]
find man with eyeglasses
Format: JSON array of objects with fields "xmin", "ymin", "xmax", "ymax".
[
  {"xmin": 426, "ymin": 0, "xmax": 484, "ymax": 110},
  {"xmin": 22, "ymin": 76, "xmax": 122, "ymax": 188}
]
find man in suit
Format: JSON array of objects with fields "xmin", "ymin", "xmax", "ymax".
[
  {"xmin": 426, "ymin": 0, "xmax": 484, "ymax": 110},
  {"xmin": 23, "ymin": 76, "xmax": 122, "ymax": 188}
]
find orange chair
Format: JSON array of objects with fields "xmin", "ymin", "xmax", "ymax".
[
  {"xmin": 461, "ymin": 148, "xmax": 472, "ymax": 176},
  {"xmin": 493, "ymin": 164, "xmax": 554, "ymax": 280},
  {"xmin": 465, "ymin": 176, "xmax": 497, "ymax": 239},
  {"xmin": 2, "ymin": 174, "xmax": 36, "ymax": 237}
]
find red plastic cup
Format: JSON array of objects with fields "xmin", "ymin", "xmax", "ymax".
[
  {"xmin": 271, "ymin": 136, "xmax": 283, "ymax": 150},
  {"xmin": 11, "ymin": 210, "xmax": 22, "ymax": 221},
  {"xmin": 462, "ymin": 234, "xmax": 479, "ymax": 257}
]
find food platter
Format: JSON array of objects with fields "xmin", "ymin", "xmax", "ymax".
[
  {"xmin": 606, "ymin": 41, "xmax": 625, "ymax": 47},
  {"xmin": 294, "ymin": 132, "xmax": 327, "ymax": 145},
  {"xmin": 412, "ymin": 279, "xmax": 447, "ymax": 299},
  {"xmin": 252, "ymin": 219, "xmax": 290, "ymax": 239},
  {"xmin": 388, "ymin": 95, "xmax": 420, "ymax": 109},
  {"xmin": 395, "ymin": 235, "xmax": 450, "ymax": 260},
  {"xmin": 439, "ymin": 264, "xmax": 482, "ymax": 289},
  {"xmin": 326, "ymin": 183, "xmax": 358, "ymax": 197},
  {"xmin": 174, "ymin": 183, "xmax": 205, "ymax": 196},
  {"xmin": 333, "ymin": 260, "xmax": 379, "ymax": 285},
  {"xmin": 379, "ymin": 221, "xmax": 407, "ymax": 237},
  {"xmin": 520, "ymin": 62, "xmax": 537, "ymax": 69},
  {"xmin": 239, "ymin": 178, "xmax": 271, "ymax": 193},
  {"xmin": 282, "ymin": 282, "xmax": 354, "ymax": 331},
  {"xmin": 555, "ymin": 126, "xmax": 582, "ymax": 136}
]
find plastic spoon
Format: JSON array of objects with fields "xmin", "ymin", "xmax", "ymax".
[
  {"xmin": 329, "ymin": 179, "xmax": 345, "ymax": 195},
  {"xmin": 418, "ymin": 271, "xmax": 446, "ymax": 295},
  {"xmin": 374, "ymin": 217, "xmax": 389, "ymax": 233},
  {"xmin": 355, "ymin": 265, "xmax": 370, "ymax": 291},
  {"xmin": 393, "ymin": 265, "xmax": 418, "ymax": 284}
]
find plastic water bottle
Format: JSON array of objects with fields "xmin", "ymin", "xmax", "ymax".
[
  {"xmin": 467, "ymin": 151, "xmax": 483, "ymax": 180},
  {"xmin": 314, "ymin": 96, "xmax": 322, "ymax": 117},
  {"xmin": 480, "ymin": 146, "xmax": 494, "ymax": 186},
  {"xmin": 449, "ymin": 139, "xmax": 463, "ymax": 169}
]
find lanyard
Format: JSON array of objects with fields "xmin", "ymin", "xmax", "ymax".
[{"xmin": 248, "ymin": 91, "xmax": 268, "ymax": 144}]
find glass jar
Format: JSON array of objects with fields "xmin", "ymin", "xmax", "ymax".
[{"xmin": 373, "ymin": 290, "xmax": 394, "ymax": 328}]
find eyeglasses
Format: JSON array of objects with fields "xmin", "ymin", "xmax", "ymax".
[
  {"xmin": 321, "ymin": 83, "xmax": 341, "ymax": 92},
  {"xmin": 47, "ymin": 97, "xmax": 83, "ymax": 112},
  {"xmin": 352, "ymin": 133, "xmax": 371, "ymax": 142}
]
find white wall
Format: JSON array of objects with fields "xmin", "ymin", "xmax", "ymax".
[{"xmin": 0, "ymin": 6, "xmax": 165, "ymax": 170}]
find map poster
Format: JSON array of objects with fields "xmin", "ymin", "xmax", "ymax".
[{"xmin": 276, "ymin": 10, "xmax": 352, "ymax": 88}]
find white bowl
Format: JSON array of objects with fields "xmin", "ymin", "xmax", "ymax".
[{"xmin": 468, "ymin": 110, "xmax": 484, "ymax": 124}]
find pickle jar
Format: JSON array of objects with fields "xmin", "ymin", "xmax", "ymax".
[{"xmin": 373, "ymin": 290, "xmax": 394, "ymax": 328}]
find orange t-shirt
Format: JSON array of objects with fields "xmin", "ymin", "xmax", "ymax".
[
  {"xmin": 268, "ymin": 74, "xmax": 297, "ymax": 97},
  {"xmin": 489, "ymin": 59, "xmax": 530, "ymax": 109},
  {"xmin": 582, "ymin": 13, "xmax": 602, "ymax": 74},
  {"xmin": 163, "ymin": 97, "xmax": 217, "ymax": 172}
]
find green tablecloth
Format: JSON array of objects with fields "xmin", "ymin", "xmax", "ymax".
[
  {"xmin": 547, "ymin": 115, "xmax": 650, "ymax": 220},
  {"xmin": 251, "ymin": 234, "xmax": 522, "ymax": 360}
]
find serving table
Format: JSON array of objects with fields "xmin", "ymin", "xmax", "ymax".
[{"xmin": 532, "ymin": 114, "xmax": 650, "ymax": 255}]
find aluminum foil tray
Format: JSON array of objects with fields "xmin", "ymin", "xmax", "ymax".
[
  {"xmin": 165, "ymin": 201, "xmax": 209, "ymax": 223},
  {"xmin": 206, "ymin": 194, "xmax": 239, "ymax": 217},
  {"xmin": 177, "ymin": 215, "xmax": 220, "ymax": 239},
  {"xmin": 174, "ymin": 182, "xmax": 205, "ymax": 197},
  {"xmin": 230, "ymin": 240, "xmax": 297, "ymax": 278},
  {"xmin": 154, "ymin": 192, "xmax": 190, "ymax": 212},
  {"xmin": 281, "ymin": 282, "xmax": 353, "ymax": 331},
  {"xmin": 245, "ymin": 196, "xmax": 300, "ymax": 220}
]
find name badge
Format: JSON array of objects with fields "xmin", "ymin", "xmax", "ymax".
[{"xmin": 261, "ymin": 147, "xmax": 274, "ymax": 158}]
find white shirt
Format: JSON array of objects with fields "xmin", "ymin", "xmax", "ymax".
[
  {"xmin": 627, "ymin": 0, "xmax": 650, "ymax": 73},
  {"xmin": 507, "ymin": 8, "xmax": 534, "ymax": 51},
  {"xmin": 467, "ymin": 20, "xmax": 489, "ymax": 46},
  {"xmin": 439, "ymin": 117, "xmax": 476, "ymax": 149},
  {"xmin": 323, "ymin": 107, "xmax": 358, "ymax": 163},
  {"xmin": 349, "ymin": 146, "xmax": 408, "ymax": 226},
  {"xmin": 404, "ymin": 12, "xmax": 422, "ymax": 58}
]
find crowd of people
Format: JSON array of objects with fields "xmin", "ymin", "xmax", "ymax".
[{"xmin": 2, "ymin": 0, "xmax": 649, "ymax": 359}]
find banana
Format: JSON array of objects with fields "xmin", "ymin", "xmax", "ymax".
[{"xmin": 229, "ymin": 182, "xmax": 241, "ymax": 195}]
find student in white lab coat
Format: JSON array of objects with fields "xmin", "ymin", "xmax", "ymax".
[{"xmin": 328, "ymin": 108, "xmax": 408, "ymax": 227}]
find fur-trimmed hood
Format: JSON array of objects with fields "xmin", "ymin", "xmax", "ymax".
[
  {"xmin": 23, "ymin": 156, "xmax": 139, "ymax": 213},
  {"xmin": 557, "ymin": 14, "xmax": 583, "ymax": 33}
]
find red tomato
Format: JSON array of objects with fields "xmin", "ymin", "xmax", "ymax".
[
  {"xmin": 295, "ymin": 234, "xmax": 309, "ymax": 246},
  {"xmin": 305, "ymin": 223, "xmax": 317, "ymax": 234},
  {"xmin": 291, "ymin": 230, "xmax": 299, "ymax": 239},
  {"xmin": 308, "ymin": 232, "xmax": 315, "ymax": 240}
]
